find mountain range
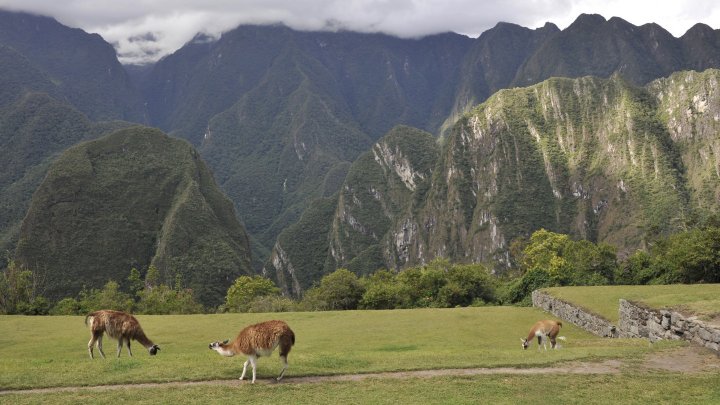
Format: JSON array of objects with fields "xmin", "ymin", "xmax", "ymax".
[{"xmin": 2, "ymin": 9, "xmax": 720, "ymax": 300}]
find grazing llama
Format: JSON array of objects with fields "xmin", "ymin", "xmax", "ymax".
[
  {"xmin": 209, "ymin": 320, "xmax": 295, "ymax": 384},
  {"xmin": 521, "ymin": 319, "xmax": 566, "ymax": 350},
  {"xmin": 85, "ymin": 310, "xmax": 160, "ymax": 359}
]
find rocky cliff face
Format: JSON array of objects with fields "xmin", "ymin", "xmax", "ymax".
[
  {"xmin": 264, "ymin": 126, "xmax": 438, "ymax": 294},
  {"xmin": 648, "ymin": 70, "xmax": 720, "ymax": 215},
  {"xmin": 406, "ymin": 75, "xmax": 688, "ymax": 267},
  {"xmin": 270, "ymin": 70, "xmax": 720, "ymax": 295}
]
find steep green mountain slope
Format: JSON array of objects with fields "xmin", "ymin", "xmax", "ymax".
[
  {"xmin": 0, "ymin": 10, "xmax": 145, "ymax": 122},
  {"xmin": 269, "ymin": 71, "xmax": 720, "ymax": 295},
  {"xmin": 14, "ymin": 127, "xmax": 253, "ymax": 306},
  {"xmin": 0, "ymin": 93, "xmax": 98, "ymax": 255},
  {"xmin": 649, "ymin": 69, "xmax": 720, "ymax": 217},
  {"xmin": 0, "ymin": 43, "xmax": 133, "ymax": 258},
  {"xmin": 199, "ymin": 43, "xmax": 371, "ymax": 267},
  {"xmin": 406, "ymin": 75, "xmax": 687, "ymax": 267},
  {"xmin": 444, "ymin": 22, "xmax": 560, "ymax": 135},
  {"xmin": 6, "ymin": 11, "xmax": 720, "ymax": 296},
  {"xmin": 264, "ymin": 126, "xmax": 438, "ymax": 294},
  {"xmin": 143, "ymin": 25, "xmax": 473, "ymax": 145},
  {"xmin": 138, "ymin": 15, "xmax": 720, "ymax": 271},
  {"xmin": 141, "ymin": 26, "xmax": 473, "ymax": 264},
  {"xmin": 514, "ymin": 14, "xmax": 685, "ymax": 87}
]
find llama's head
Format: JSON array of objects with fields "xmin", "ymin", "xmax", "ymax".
[
  {"xmin": 149, "ymin": 344, "xmax": 160, "ymax": 355},
  {"xmin": 521, "ymin": 338, "xmax": 529, "ymax": 350},
  {"xmin": 209, "ymin": 340, "xmax": 233, "ymax": 356}
]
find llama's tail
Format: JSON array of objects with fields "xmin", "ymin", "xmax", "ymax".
[
  {"xmin": 84, "ymin": 314, "xmax": 93, "ymax": 327},
  {"xmin": 557, "ymin": 321, "xmax": 563, "ymax": 328}
]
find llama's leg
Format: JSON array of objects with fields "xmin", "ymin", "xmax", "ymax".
[
  {"xmin": 116, "ymin": 339, "xmax": 123, "ymax": 357},
  {"xmin": 277, "ymin": 336, "xmax": 292, "ymax": 381},
  {"xmin": 96, "ymin": 335, "xmax": 106, "ymax": 359},
  {"xmin": 88, "ymin": 334, "xmax": 98, "ymax": 359},
  {"xmin": 550, "ymin": 336, "xmax": 557, "ymax": 349},
  {"xmin": 277, "ymin": 355, "xmax": 289, "ymax": 381},
  {"xmin": 240, "ymin": 359, "xmax": 249, "ymax": 380},
  {"xmin": 536, "ymin": 335, "xmax": 542, "ymax": 350},
  {"xmin": 249, "ymin": 355, "xmax": 258, "ymax": 384},
  {"xmin": 126, "ymin": 338, "xmax": 133, "ymax": 357}
]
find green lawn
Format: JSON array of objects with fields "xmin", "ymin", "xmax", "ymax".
[
  {"xmin": 3, "ymin": 374, "xmax": 719, "ymax": 405},
  {"xmin": 0, "ymin": 307, "xmax": 660, "ymax": 390},
  {"xmin": 541, "ymin": 284, "xmax": 720, "ymax": 323}
]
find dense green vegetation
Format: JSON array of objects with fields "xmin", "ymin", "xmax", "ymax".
[
  {"xmin": 5, "ymin": 222, "xmax": 719, "ymax": 315},
  {"xmin": 0, "ymin": 11, "xmax": 144, "ymax": 122},
  {"xmin": 13, "ymin": 127, "xmax": 253, "ymax": 307}
]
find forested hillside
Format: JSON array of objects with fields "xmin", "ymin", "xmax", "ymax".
[
  {"xmin": 3, "ymin": 10, "xmax": 720, "ymax": 301},
  {"xmin": 14, "ymin": 127, "xmax": 253, "ymax": 306}
]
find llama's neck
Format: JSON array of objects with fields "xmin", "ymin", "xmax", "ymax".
[
  {"xmin": 134, "ymin": 329, "xmax": 155, "ymax": 349},
  {"xmin": 216, "ymin": 344, "xmax": 236, "ymax": 357}
]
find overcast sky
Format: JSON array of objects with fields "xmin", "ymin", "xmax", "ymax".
[{"xmin": 1, "ymin": 0, "xmax": 719, "ymax": 64}]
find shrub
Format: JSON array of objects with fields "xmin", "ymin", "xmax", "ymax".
[
  {"xmin": 360, "ymin": 270, "xmax": 410, "ymax": 309},
  {"xmin": 136, "ymin": 284, "xmax": 204, "ymax": 314},
  {"xmin": 224, "ymin": 275, "xmax": 280, "ymax": 312},
  {"xmin": 51, "ymin": 297, "xmax": 82, "ymax": 315},
  {"xmin": 314, "ymin": 269, "xmax": 365, "ymax": 310},
  {"xmin": 77, "ymin": 281, "xmax": 134, "ymax": 313}
]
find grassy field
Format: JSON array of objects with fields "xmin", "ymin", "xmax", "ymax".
[
  {"xmin": 2, "ymin": 373, "xmax": 720, "ymax": 405},
  {"xmin": 541, "ymin": 284, "xmax": 720, "ymax": 322},
  {"xmin": 0, "ymin": 307, "xmax": 663, "ymax": 391}
]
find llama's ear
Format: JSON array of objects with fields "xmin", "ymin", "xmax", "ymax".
[
  {"xmin": 223, "ymin": 339, "xmax": 229, "ymax": 345},
  {"xmin": 520, "ymin": 338, "xmax": 525, "ymax": 343}
]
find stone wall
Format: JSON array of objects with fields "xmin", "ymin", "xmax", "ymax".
[
  {"xmin": 618, "ymin": 299, "xmax": 720, "ymax": 352},
  {"xmin": 531, "ymin": 289, "xmax": 720, "ymax": 353},
  {"xmin": 531, "ymin": 290, "xmax": 619, "ymax": 337}
]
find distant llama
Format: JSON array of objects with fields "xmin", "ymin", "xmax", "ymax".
[
  {"xmin": 521, "ymin": 319, "xmax": 566, "ymax": 350},
  {"xmin": 85, "ymin": 310, "xmax": 160, "ymax": 358},
  {"xmin": 209, "ymin": 320, "xmax": 295, "ymax": 383}
]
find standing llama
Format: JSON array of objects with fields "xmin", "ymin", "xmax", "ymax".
[
  {"xmin": 521, "ymin": 319, "xmax": 565, "ymax": 350},
  {"xmin": 85, "ymin": 310, "xmax": 160, "ymax": 359},
  {"xmin": 209, "ymin": 320, "xmax": 295, "ymax": 384}
]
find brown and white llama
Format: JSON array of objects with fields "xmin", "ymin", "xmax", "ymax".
[
  {"xmin": 521, "ymin": 319, "xmax": 565, "ymax": 350},
  {"xmin": 209, "ymin": 320, "xmax": 295, "ymax": 384},
  {"xmin": 85, "ymin": 310, "xmax": 160, "ymax": 359}
]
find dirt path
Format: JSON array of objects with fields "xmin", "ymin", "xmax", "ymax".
[{"xmin": 2, "ymin": 346, "xmax": 717, "ymax": 396}]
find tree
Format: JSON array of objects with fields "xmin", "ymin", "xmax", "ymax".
[
  {"xmin": 396, "ymin": 265, "xmax": 446, "ymax": 307},
  {"xmin": 360, "ymin": 270, "xmax": 410, "ymax": 309},
  {"xmin": 656, "ymin": 227, "xmax": 720, "ymax": 283},
  {"xmin": 51, "ymin": 297, "xmax": 82, "ymax": 315},
  {"xmin": 78, "ymin": 281, "xmax": 134, "ymax": 313},
  {"xmin": 145, "ymin": 265, "xmax": 160, "ymax": 289},
  {"xmin": 0, "ymin": 260, "xmax": 47, "ymax": 315},
  {"xmin": 224, "ymin": 275, "xmax": 280, "ymax": 312},
  {"xmin": 615, "ymin": 250, "xmax": 652, "ymax": 285},
  {"xmin": 438, "ymin": 264, "xmax": 496, "ymax": 307},
  {"xmin": 136, "ymin": 284, "xmax": 204, "ymax": 314},
  {"xmin": 314, "ymin": 269, "xmax": 364, "ymax": 310},
  {"xmin": 127, "ymin": 267, "xmax": 144, "ymax": 296}
]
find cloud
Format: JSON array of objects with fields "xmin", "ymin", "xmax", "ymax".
[{"xmin": 1, "ymin": 0, "xmax": 719, "ymax": 64}]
